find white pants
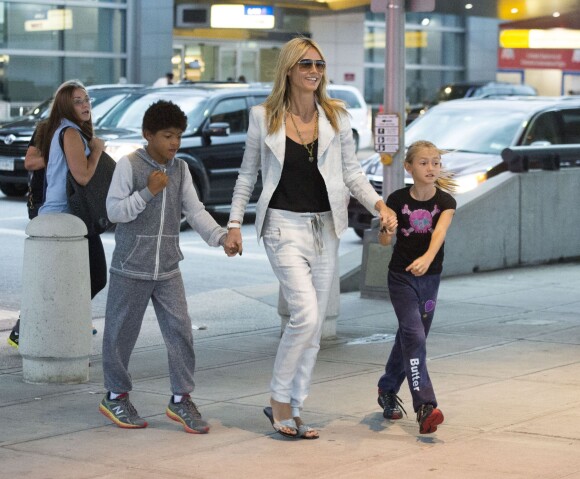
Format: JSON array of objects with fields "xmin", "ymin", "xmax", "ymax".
[{"xmin": 262, "ymin": 208, "xmax": 339, "ymax": 415}]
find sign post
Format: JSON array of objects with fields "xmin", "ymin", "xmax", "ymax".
[
  {"xmin": 360, "ymin": 0, "xmax": 436, "ymax": 299},
  {"xmin": 370, "ymin": 0, "xmax": 436, "ymax": 196},
  {"xmin": 371, "ymin": 0, "xmax": 406, "ymax": 196}
]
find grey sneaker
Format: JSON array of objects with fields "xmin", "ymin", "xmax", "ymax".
[
  {"xmin": 166, "ymin": 394, "xmax": 209, "ymax": 434},
  {"xmin": 99, "ymin": 393, "xmax": 148, "ymax": 429}
]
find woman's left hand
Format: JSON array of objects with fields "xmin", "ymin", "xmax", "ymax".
[{"xmin": 378, "ymin": 205, "xmax": 397, "ymax": 234}]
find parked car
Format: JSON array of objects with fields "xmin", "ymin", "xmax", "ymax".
[
  {"xmin": 0, "ymin": 84, "xmax": 144, "ymax": 197},
  {"xmin": 96, "ymin": 84, "xmax": 270, "ymax": 228},
  {"xmin": 349, "ymin": 95, "xmax": 580, "ymax": 237},
  {"xmin": 326, "ymin": 84, "xmax": 373, "ymax": 151},
  {"xmin": 407, "ymin": 81, "xmax": 537, "ymax": 124}
]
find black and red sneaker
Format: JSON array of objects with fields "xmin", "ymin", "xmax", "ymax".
[
  {"xmin": 417, "ymin": 404, "xmax": 444, "ymax": 434},
  {"xmin": 378, "ymin": 390, "xmax": 407, "ymax": 420}
]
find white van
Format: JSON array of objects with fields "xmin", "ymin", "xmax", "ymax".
[{"xmin": 327, "ymin": 84, "xmax": 373, "ymax": 151}]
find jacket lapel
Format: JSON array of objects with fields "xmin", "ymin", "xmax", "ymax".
[
  {"xmin": 264, "ymin": 119, "xmax": 286, "ymax": 166},
  {"xmin": 316, "ymin": 104, "xmax": 335, "ymax": 162}
]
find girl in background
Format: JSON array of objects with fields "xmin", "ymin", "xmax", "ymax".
[{"xmin": 38, "ymin": 80, "xmax": 106, "ymax": 327}]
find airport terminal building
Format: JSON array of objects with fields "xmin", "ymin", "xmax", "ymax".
[{"xmin": 0, "ymin": 0, "xmax": 576, "ymax": 115}]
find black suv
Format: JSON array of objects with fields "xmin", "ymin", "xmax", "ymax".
[
  {"xmin": 0, "ymin": 84, "xmax": 144, "ymax": 197},
  {"xmin": 97, "ymin": 85, "xmax": 270, "ymax": 226}
]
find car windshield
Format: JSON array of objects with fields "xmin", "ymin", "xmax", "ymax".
[
  {"xmin": 405, "ymin": 107, "xmax": 528, "ymax": 154},
  {"xmin": 97, "ymin": 92, "xmax": 208, "ymax": 135}
]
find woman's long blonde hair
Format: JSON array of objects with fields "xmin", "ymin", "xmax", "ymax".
[
  {"xmin": 405, "ymin": 140, "xmax": 457, "ymax": 193},
  {"xmin": 263, "ymin": 36, "xmax": 346, "ymax": 135}
]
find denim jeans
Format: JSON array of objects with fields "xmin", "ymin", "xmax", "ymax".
[
  {"xmin": 262, "ymin": 208, "xmax": 338, "ymax": 415},
  {"xmin": 378, "ymin": 270, "xmax": 441, "ymax": 412}
]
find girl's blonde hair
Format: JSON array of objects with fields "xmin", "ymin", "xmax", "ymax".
[
  {"xmin": 263, "ymin": 36, "xmax": 346, "ymax": 135},
  {"xmin": 405, "ymin": 140, "xmax": 457, "ymax": 193}
]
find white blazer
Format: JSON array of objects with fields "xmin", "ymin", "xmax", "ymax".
[{"xmin": 229, "ymin": 103, "xmax": 381, "ymax": 240}]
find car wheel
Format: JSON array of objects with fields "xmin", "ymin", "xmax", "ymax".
[
  {"xmin": 0, "ymin": 182, "xmax": 28, "ymax": 197},
  {"xmin": 354, "ymin": 228, "xmax": 365, "ymax": 238},
  {"xmin": 352, "ymin": 130, "xmax": 359, "ymax": 152},
  {"xmin": 180, "ymin": 178, "xmax": 201, "ymax": 231}
]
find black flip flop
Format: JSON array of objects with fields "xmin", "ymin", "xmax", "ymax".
[{"xmin": 263, "ymin": 407, "xmax": 298, "ymax": 439}]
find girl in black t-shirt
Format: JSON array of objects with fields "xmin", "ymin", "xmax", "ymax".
[{"xmin": 376, "ymin": 140, "xmax": 456, "ymax": 434}]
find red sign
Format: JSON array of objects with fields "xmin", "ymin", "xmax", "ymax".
[{"xmin": 499, "ymin": 48, "xmax": 580, "ymax": 72}]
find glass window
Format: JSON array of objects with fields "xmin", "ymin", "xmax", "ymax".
[
  {"xmin": 407, "ymin": 69, "xmax": 463, "ymax": 105},
  {"xmin": 209, "ymin": 98, "xmax": 248, "ymax": 134},
  {"xmin": 364, "ymin": 26, "xmax": 385, "ymax": 63},
  {"xmin": 406, "ymin": 13, "xmax": 463, "ymax": 28},
  {"xmin": 99, "ymin": 92, "xmax": 208, "ymax": 135},
  {"xmin": 327, "ymin": 89, "xmax": 361, "ymax": 108},
  {"xmin": 365, "ymin": 12, "xmax": 466, "ymax": 107},
  {"xmin": 183, "ymin": 44, "xmax": 219, "ymax": 82},
  {"xmin": 405, "ymin": 30, "xmax": 464, "ymax": 68},
  {"xmin": 364, "ymin": 67, "xmax": 386, "ymax": 106},
  {"xmin": 523, "ymin": 111, "xmax": 563, "ymax": 145},
  {"xmin": 0, "ymin": 4, "xmax": 126, "ymax": 53},
  {"xmin": 1, "ymin": 56, "xmax": 126, "ymax": 102},
  {"xmin": 561, "ymin": 109, "xmax": 580, "ymax": 144}
]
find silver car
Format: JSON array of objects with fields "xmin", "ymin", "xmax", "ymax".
[{"xmin": 348, "ymin": 95, "xmax": 580, "ymax": 236}]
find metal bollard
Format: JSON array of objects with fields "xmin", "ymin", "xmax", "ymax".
[{"xmin": 19, "ymin": 213, "xmax": 92, "ymax": 384}]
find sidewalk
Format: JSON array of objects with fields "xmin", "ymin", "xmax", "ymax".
[{"xmin": 1, "ymin": 261, "xmax": 580, "ymax": 479}]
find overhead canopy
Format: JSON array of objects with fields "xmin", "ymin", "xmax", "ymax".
[{"xmin": 500, "ymin": 10, "xmax": 580, "ymax": 30}]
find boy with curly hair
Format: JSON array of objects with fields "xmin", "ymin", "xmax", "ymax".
[{"xmin": 99, "ymin": 100, "xmax": 227, "ymax": 434}]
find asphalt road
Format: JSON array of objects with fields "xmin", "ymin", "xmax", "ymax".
[{"xmin": 0, "ymin": 193, "xmax": 364, "ymax": 321}]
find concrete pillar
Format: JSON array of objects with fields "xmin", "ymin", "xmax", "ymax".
[
  {"xmin": 277, "ymin": 266, "xmax": 340, "ymax": 340},
  {"xmin": 359, "ymin": 220, "xmax": 393, "ymax": 299},
  {"xmin": 19, "ymin": 214, "xmax": 92, "ymax": 384}
]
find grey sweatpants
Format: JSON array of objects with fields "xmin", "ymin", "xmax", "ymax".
[{"xmin": 102, "ymin": 272, "xmax": 196, "ymax": 395}]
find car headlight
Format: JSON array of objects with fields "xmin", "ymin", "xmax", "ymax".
[
  {"xmin": 454, "ymin": 171, "xmax": 488, "ymax": 194},
  {"xmin": 105, "ymin": 142, "xmax": 143, "ymax": 162}
]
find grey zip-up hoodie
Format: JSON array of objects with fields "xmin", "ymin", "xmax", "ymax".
[{"xmin": 106, "ymin": 148, "xmax": 226, "ymax": 280}]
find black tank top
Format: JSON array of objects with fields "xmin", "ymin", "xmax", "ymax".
[{"xmin": 268, "ymin": 137, "xmax": 330, "ymax": 213}]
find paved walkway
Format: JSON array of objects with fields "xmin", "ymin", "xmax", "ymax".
[{"xmin": 1, "ymin": 261, "xmax": 579, "ymax": 478}]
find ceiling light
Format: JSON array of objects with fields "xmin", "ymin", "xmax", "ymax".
[
  {"xmin": 553, "ymin": 12, "xmax": 561, "ymax": 17},
  {"xmin": 465, "ymin": 3, "xmax": 473, "ymax": 9},
  {"xmin": 511, "ymin": 7, "xmax": 519, "ymax": 14},
  {"xmin": 421, "ymin": 18, "xmax": 430, "ymax": 26}
]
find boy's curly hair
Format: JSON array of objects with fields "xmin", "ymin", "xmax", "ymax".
[{"xmin": 142, "ymin": 100, "xmax": 187, "ymax": 134}]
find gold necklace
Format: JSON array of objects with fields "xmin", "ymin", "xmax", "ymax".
[{"xmin": 289, "ymin": 110, "xmax": 318, "ymax": 162}]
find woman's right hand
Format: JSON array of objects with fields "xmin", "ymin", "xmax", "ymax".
[{"xmin": 224, "ymin": 228, "xmax": 243, "ymax": 257}]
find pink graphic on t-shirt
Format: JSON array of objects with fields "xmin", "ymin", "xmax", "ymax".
[{"xmin": 401, "ymin": 204, "xmax": 440, "ymax": 236}]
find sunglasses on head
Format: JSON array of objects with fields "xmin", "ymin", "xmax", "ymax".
[{"xmin": 296, "ymin": 59, "xmax": 326, "ymax": 72}]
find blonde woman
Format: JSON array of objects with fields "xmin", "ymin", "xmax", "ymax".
[{"xmin": 224, "ymin": 37, "xmax": 395, "ymax": 439}]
